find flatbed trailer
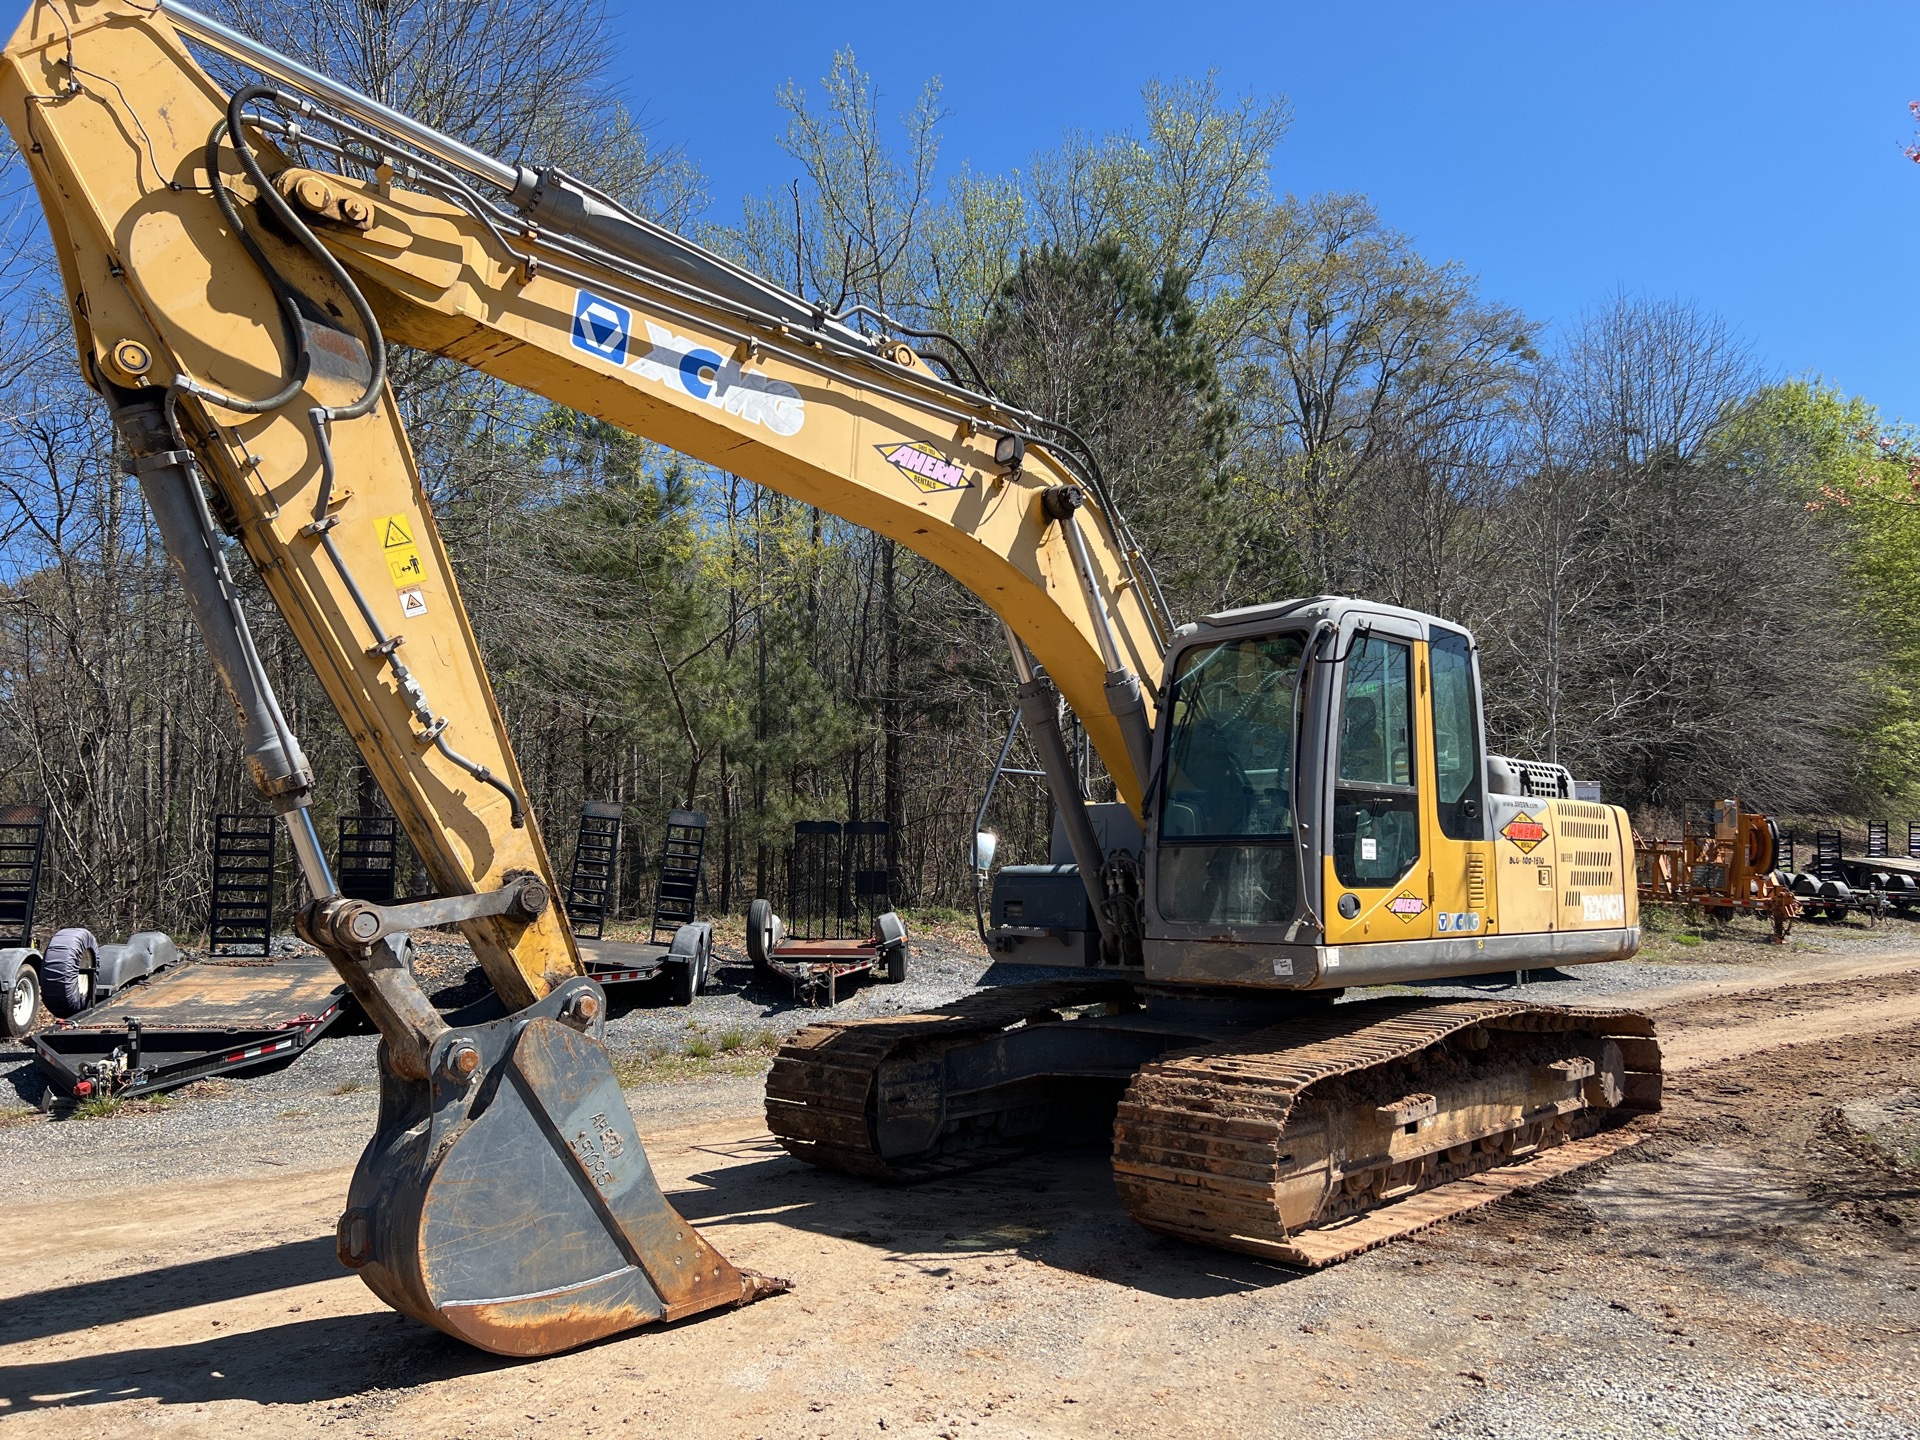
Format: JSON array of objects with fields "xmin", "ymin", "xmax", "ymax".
[
  {"xmin": 32, "ymin": 953, "xmax": 352, "ymax": 1101},
  {"xmin": 576, "ymin": 926, "xmax": 713, "ymax": 1006}
]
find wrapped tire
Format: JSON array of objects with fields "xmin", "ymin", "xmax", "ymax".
[{"xmin": 41, "ymin": 927, "xmax": 96, "ymax": 1018}]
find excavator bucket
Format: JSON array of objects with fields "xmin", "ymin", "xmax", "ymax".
[{"xmin": 337, "ymin": 976, "xmax": 785, "ymax": 1357}]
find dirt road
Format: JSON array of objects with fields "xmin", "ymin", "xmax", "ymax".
[{"xmin": 4, "ymin": 947, "xmax": 1918, "ymax": 1439}]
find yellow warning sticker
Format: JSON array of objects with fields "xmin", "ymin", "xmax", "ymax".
[{"xmin": 375, "ymin": 514, "xmax": 427, "ymax": 607}]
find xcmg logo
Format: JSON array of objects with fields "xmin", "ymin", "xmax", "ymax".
[
  {"xmin": 570, "ymin": 289, "xmax": 805, "ymax": 436},
  {"xmin": 571, "ymin": 291, "xmax": 632, "ymax": 365}
]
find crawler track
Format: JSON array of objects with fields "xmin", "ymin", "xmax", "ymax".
[
  {"xmin": 765, "ymin": 988, "xmax": 1661, "ymax": 1266},
  {"xmin": 765, "ymin": 979, "xmax": 1134, "ymax": 1179},
  {"xmin": 1113, "ymin": 999, "xmax": 1662, "ymax": 1266}
]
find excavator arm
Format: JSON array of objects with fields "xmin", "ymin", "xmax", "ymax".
[{"xmin": 0, "ymin": 0, "xmax": 1170, "ymax": 1353}]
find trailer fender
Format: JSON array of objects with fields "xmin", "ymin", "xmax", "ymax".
[
  {"xmin": 0, "ymin": 946, "xmax": 35, "ymax": 992},
  {"xmin": 94, "ymin": 932, "xmax": 178, "ymax": 998},
  {"xmin": 665, "ymin": 922, "xmax": 712, "ymax": 1003}
]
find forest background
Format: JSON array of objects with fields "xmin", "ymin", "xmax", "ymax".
[{"xmin": 1, "ymin": 0, "xmax": 1918, "ymax": 936}]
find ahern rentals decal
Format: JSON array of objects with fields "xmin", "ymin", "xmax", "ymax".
[
  {"xmin": 1500, "ymin": 812, "xmax": 1548, "ymax": 854},
  {"xmin": 1386, "ymin": 893, "xmax": 1427, "ymax": 922},
  {"xmin": 570, "ymin": 288, "xmax": 805, "ymax": 436},
  {"xmin": 877, "ymin": 441, "xmax": 972, "ymax": 493}
]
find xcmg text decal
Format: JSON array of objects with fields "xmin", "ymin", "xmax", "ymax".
[{"xmin": 570, "ymin": 289, "xmax": 805, "ymax": 436}]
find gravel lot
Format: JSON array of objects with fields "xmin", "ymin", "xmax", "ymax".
[
  {"xmin": 0, "ymin": 917, "xmax": 1075, "ymax": 1194},
  {"xmin": 4, "ymin": 911, "xmax": 1919, "ymax": 1440},
  {"xmin": 2, "ymin": 907, "xmax": 1905, "ymax": 1194}
]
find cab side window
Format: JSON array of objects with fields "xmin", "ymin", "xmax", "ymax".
[
  {"xmin": 1333, "ymin": 634, "xmax": 1419, "ymax": 888},
  {"xmin": 1430, "ymin": 628, "xmax": 1485, "ymax": 842}
]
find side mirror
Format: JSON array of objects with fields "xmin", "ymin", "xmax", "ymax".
[{"xmin": 972, "ymin": 830, "xmax": 998, "ymax": 873}]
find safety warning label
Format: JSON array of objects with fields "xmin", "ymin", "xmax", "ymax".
[{"xmin": 376, "ymin": 514, "xmax": 427, "ymax": 613}]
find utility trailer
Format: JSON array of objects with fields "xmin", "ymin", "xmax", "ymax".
[
  {"xmin": 0, "ymin": 810, "xmax": 183, "ymax": 1036},
  {"xmin": 1777, "ymin": 828, "xmax": 1918, "ymax": 923},
  {"xmin": 746, "ymin": 820, "xmax": 908, "ymax": 1005},
  {"xmin": 564, "ymin": 804, "xmax": 716, "ymax": 1005},
  {"xmin": 31, "ymin": 949, "xmax": 351, "ymax": 1102}
]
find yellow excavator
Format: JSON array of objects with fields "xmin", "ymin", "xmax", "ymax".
[{"xmin": 0, "ymin": 0, "xmax": 1661, "ymax": 1358}]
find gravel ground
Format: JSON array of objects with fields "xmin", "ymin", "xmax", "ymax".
[
  {"xmin": 4, "ymin": 909, "xmax": 1912, "ymax": 1199},
  {"xmin": 0, "ymin": 918, "xmax": 1063, "ymax": 1194},
  {"xmin": 4, "ymin": 923, "xmax": 1920, "ymax": 1438}
]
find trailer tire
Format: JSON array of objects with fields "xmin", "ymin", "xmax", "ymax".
[
  {"xmin": 747, "ymin": 898, "xmax": 775, "ymax": 975},
  {"xmin": 876, "ymin": 910, "xmax": 908, "ymax": 984},
  {"xmin": 696, "ymin": 930, "xmax": 715, "ymax": 994},
  {"xmin": 41, "ymin": 928, "xmax": 96, "ymax": 1018},
  {"xmin": 5, "ymin": 963, "xmax": 39, "ymax": 1039}
]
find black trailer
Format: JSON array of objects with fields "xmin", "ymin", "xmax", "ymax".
[
  {"xmin": 566, "ymin": 804, "xmax": 716, "ymax": 1005},
  {"xmin": 746, "ymin": 819, "xmax": 908, "ymax": 1005},
  {"xmin": 1777, "ymin": 826, "xmax": 1920, "ymax": 923},
  {"xmin": 32, "ymin": 952, "xmax": 351, "ymax": 1102}
]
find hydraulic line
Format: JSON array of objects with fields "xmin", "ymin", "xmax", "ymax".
[
  {"xmin": 210, "ymin": 85, "xmax": 528, "ymax": 826},
  {"xmin": 163, "ymin": 17, "xmax": 1179, "ymax": 654}
]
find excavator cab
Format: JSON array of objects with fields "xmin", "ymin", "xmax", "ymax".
[{"xmin": 992, "ymin": 597, "xmax": 1639, "ymax": 990}]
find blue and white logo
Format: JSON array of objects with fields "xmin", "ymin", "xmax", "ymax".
[
  {"xmin": 572, "ymin": 290, "xmax": 632, "ymax": 365},
  {"xmin": 569, "ymin": 288, "xmax": 806, "ymax": 436},
  {"xmin": 631, "ymin": 318, "xmax": 806, "ymax": 436}
]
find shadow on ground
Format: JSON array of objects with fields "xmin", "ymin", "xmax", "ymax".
[
  {"xmin": 672, "ymin": 1133, "xmax": 1307, "ymax": 1302},
  {"xmin": 0, "ymin": 1310, "xmax": 507, "ymax": 1411},
  {"xmin": 0, "ymin": 1238, "xmax": 346, "ymax": 1347}
]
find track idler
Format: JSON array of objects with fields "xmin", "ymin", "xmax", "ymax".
[{"xmin": 336, "ymin": 975, "xmax": 786, "ymax": 1356}]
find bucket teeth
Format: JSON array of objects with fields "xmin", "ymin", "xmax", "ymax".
[{"xmin": 740, "ymin": 1270, "xmax": 794, "ymax": 1304}]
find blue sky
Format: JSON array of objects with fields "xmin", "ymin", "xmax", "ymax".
[{"xmin": 605, "ymin": 1, "xmax": 1920, "ymax": 421}]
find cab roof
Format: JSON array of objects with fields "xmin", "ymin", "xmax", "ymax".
[{"xmin": 1175, "ymin": 595, "xmax": 1466, "ymax": 642}]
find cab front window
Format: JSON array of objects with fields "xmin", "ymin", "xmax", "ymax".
[{"xmin": 1156, "ymin": 633, "xmax": 1303, "ymax": 926}]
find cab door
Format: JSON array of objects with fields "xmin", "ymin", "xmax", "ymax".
[
  {"xmin": 1422, "ymin": 625, "xmax": 1496, "ymax": 940},
  {"xmin": 1321, "ymin": 618, "xmax": 1434, "ymax": 945}
]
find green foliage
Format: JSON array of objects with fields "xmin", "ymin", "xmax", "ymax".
[
  {"xmin": 1716, "ymin": 379, "xmax": 1920, "ymax": 806},
  {"xmin": 974, "ymin": 238, "xmax": 1237, "ymax": 613}
]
